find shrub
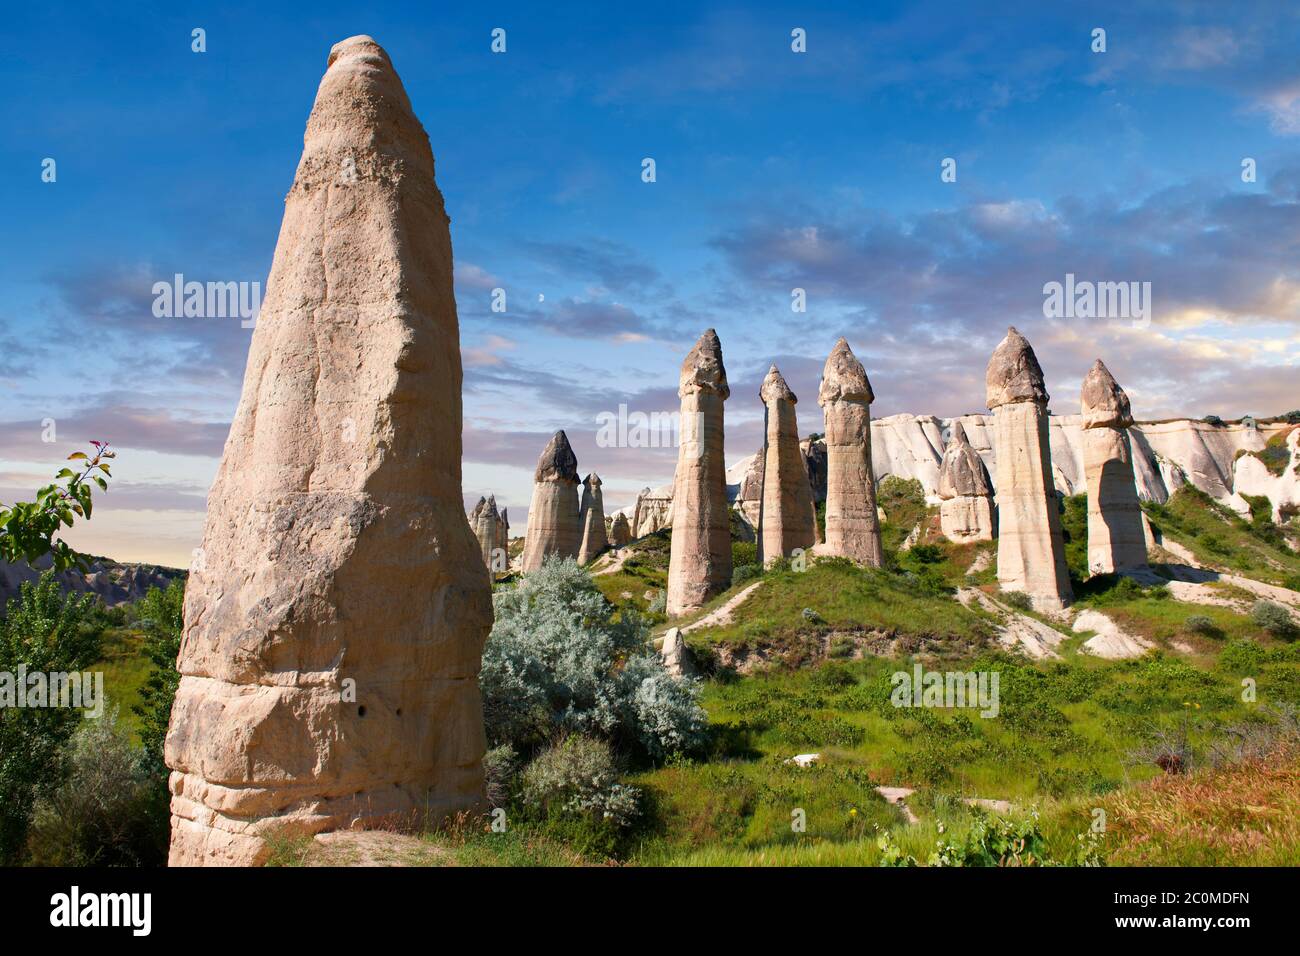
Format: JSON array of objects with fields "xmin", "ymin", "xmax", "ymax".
[
  {"xmin": 1251, "ymin": 600, "xmax": 1297, "ymax": 638},
  {"xmin": 480, "ymin": 557, "xmax": 706, "ymax": 760},
  {"xmin": 483, "ymin": 743, "xmax": 518, "ymax": 808},
  {"xmin": 130, "ymin": 580, "xmax": 185, "ymax": 777},
  {"xmin": 521, "ymin": 736, "xmax": 641, "ymax": 830},
  {"xmin": 731, "ymin": 541, "xmax": 758, "ymax": 568},
  {"xmin": 732, "ymin": 563, "xmax": 762, "ymax": 586},
  {"xmin": 1284, "ymin": 410, "xmax": 1300, "ymax": 425},
  {"xmin": 24, "ymin": 707, "xmax": 167, "ymax": 866},
  {"xmin": 905, "ymin": 543, "xmax": 945, "ymax": 565},
  {"xmin": 0, "ymin": 573, "xmax": 103, "ymax": 863},
  {"xmin": 1184, "ymin": 615, "xmax": 1218, "ymax": 636},
  {"xmin": 1002, "ymin": 590, "xmax": 1034, "ymax": 612},
  {"xmin": 1203, "ymin": 415, "xmax": 1223, "ymax": 426}
]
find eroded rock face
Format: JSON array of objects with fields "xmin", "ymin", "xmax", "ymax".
[
  {"xmin": 818, "ymin": 338, "xmax": 882, "ymax": 565},
  {"xmin": 632, "ymin": 485, "xmax": 673, "ymax": 538},
  {"xmin": 164, "ymin": 36, "xmax": 492, "ymax": 866},
  {"xmin": 1081, "ymin": 360, "xmax": 1148, "ymax": 575},
  {"xmin": 521, "ymin": 431, "xmax": 581, "ymax": 572},
  {"xmin": 938, "ymin": 422, "xmax": 995, "ymax": 542},
  {"xmin": 667, "ymin": 330, "xmax": 732, "ymax": 616},
  {"xmin": 759, "ymin": 366, "xmax": 816, "ymax": 563},
  {"xmin": 608, "ymin": 512, "xmax": 632, "ymax": 548},
  {"xmin": 986, "ymin": 327, "xmax": 1072, "ymax": 610},
  {"xmin": 577, "ymin": 472, "xmax": 610, "ymax": 564},
  {"xmin": 471, "ymin": 496, "xmax": 503, "ymax": 573}
]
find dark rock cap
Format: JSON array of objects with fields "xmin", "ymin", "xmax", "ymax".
[
  {"xmin": 679, "ymin": 329, "xmax": 730, "ymax": 399},
  {"xmin": 534, "ymin": 430, "xmax": 579, "ymax": 483},
  {"xmin": 986, "ymin": 327, "xmax": 1049, "ymax": 409},
  {"xmin": 1080, "ymin": 359, "xmax": 1134, "ymax": 429},
  {"xmin": 818, "ymin": 337, "xmax": 874, "ymax": 405}
]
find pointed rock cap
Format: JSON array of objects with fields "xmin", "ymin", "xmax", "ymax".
[
  {"xmin": 759, "ymin": 364, "xmax": 797, "ymax": 405},
  {"xmin": 679, "ymin": 329, "xmax": 730, "ymax": 399},
  {"xmin": 304, "ymin": 36, "xmax": 423, "ymax": 185},
  {"xmin": 818, "ymin": 337, "xmax": 874, "ymax": 405},
  {"xmin": 583, "ymin": 472, "xmax": 603, "ymax": 489},
  {"xmin": 482, "ymin": 495, "xmax": 499, "ymax": 519},
  {"xmin": 610, "ymin": 512, "xmax": 630, "ymax": 530},
  {"xmin": 939, "ymin": 422, "xmax": 993, "ymax": 499},
  {"xmin": 469, "ymin": 496, "xmax": 486, "ymax": 520},
  {"xmin": 534, "ymin": 430, "xmax": 579, "ymax": 483},
  {"xmin": 1080, "ymin": 359, "xmax": 1133, "ymax": 429},
  {"xmin": 986, "ymin": 326, "xmax": 1049, "ymax": 409}
]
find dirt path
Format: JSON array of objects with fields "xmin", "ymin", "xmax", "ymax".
[
  {"xmin": 679, "ymin": 580, "xmax": 764, "ymax": 634},
  {"xmin": 589, "ymin": 547, "xmax": 632, "ymax": 577},
  {"xmin": 308, "ymin": 830, "xmax": 446, "ymax": 867}
]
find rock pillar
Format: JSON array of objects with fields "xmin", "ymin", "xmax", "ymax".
[{"xmin": 666, "ymin": 330, "xmax": 731, "ymax": 616}]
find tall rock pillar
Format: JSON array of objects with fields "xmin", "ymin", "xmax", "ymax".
[
  {"xmin": 758, "ymin": 365, "xmax": 816, "ymax": 563},
  {"xmin": 164, "ymin": 36, "xmax": 492, "ymax": 866},
  {"xmin": 520, "ymin": 431, "xmax": 581, "ymax": 572},
  {"xmin": 666, "ymin": 329, "xmax": 731, "ymax": 616},
  {"xmin": 1081, "ymin": 360, "xmax": 1148, "ymax": 575},
  {"xmin": 986, "ymin": 327, "xmax": 1073, "ymax": 610},
  {"xmin": 817, "ymin": 338, "xmax": 883, "ymax": 565},
  {"xmin": 577, "ymin": 472, "xmax": 610, "ymax": 564}
]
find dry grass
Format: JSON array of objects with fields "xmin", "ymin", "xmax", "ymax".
[{"xmin": 1104, "ymin": 748, "xmax": 1300, "ymax": 865}]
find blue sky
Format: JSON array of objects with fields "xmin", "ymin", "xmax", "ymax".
[{"xmin": 2, "ymin": 1, "xmax": 1299, "ymax": 565}]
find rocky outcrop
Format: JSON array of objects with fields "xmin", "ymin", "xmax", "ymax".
[
  {"xmin": 758, "ymin": 366, "xmax": 816, "ymax": 564},
  {"xmin": 866, "ymin": 413, "xmax": 1290, "ymax": 512},
  {"xmin": 164, "ymin": 36, "xmax": 492, "ymax": 866},
  {"xmin": 521, "ymin": 431, "xmax": 582, "ymax": 572},
  {"xmin": 667, "ymin": 330, "xmax": 732, "ymax": 617},
  {"xmin": 938, "ymin": 421, "xmax": 995, "ymax": 542},
  {"xmin": 577, "ymin": 473, "xmax": 610, "ymax": 564},
  {"xmin": 631, "ymin": 485, "xmax": 673, "ymax": 538},
  {"xmin": 986, "ymin": 327, "xmax": 1072, "ymax": 610},
  {"xmin": 660, "ymin": 626, "xmax": 696, "ymax": 678},
  {"xmin": 1081, "ymin": 360, "xmax": 1148, "ymax": 575},
  {"xmin": 469, "ymin": 495, "xmax": 504, "ymax": 573},
  {"xmin": 818, "ymin": 338, "xmax": 882, "ymax": 565},
  {"xmin": 802, "ymin": 438, "xmax": 828, "ymax": 503},
  {"xmin": 608, "ymin": 512, "xmax": 632, "ymax": 548}
]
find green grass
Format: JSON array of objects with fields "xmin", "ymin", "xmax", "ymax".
[
  {"xmin": 684, "ymin": 559, "xmax": 997, "ymax": 656},
  {"xmin": 622, "ymin": 644, "xmax": 1294, "ymax": 865},
  {"xmin": 1144, "ymin": 487, "xmax": 1300, "ymax": 587},
  {"xmin": 94, "ymin": 626, "xmax": 152, "ymax": 744}
]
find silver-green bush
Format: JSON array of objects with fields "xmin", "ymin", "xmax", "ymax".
[{"xmin": 481, "ymin": 557, "xmax": 706, "ymax": 760}]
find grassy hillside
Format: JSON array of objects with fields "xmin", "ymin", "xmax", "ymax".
[{"xmin": 1145, "ymin": 487, "xmax": 1300, "ymax": 588}]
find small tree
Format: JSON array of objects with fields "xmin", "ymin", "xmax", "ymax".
[
  {"xmin": 0, "ymin": 442, "xmax": 116, "ymax": 571},
  {"xmin": 0, "ymin": 575, "xmax": 102, "ymax": 863},
  {"xmin": 131, "ymin": 580, "xmax": 186, "ymax": 776}
]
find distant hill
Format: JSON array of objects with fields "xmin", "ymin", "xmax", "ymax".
[{"xmin": 0, "ymin": 554, "xmax": 186, "ymax": 610}]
